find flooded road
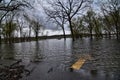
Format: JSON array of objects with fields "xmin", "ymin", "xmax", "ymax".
[{"xmin": 0, "ymin": 38, "xmax": 120, "ymax": 80}]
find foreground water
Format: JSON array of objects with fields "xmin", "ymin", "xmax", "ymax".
[{"xmin": 0, "ymin": 38, "xmax": 120, "ymax": 80}]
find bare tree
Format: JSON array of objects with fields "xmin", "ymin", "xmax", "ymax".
[
  {"xmin": 24, "ymin": 14, "xmax": 43, "ymax": 41},
  {"xmin": 44, "ymin": 7, "xmax": 66, "ymax": 39},
  {"xmin": 43, "ymin": 0, "xmax": 91, "ymax": 40},
  {"xmin": 32, "ymin": 20, "xmax": 42, "ymax": 40},
  {"xmin": 0, "ymin": 0, "xmax": 30, "ymax": 22},
  {"xmin": 16, "ymin": 16, "xmax": 25, "ymax": 39}
]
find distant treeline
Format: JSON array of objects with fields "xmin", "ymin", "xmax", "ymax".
[{"xmin": 0, "ymin": 33, "xmax": 117, "ymax": 43}]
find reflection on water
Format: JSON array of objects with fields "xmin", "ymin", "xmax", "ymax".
[{"xmin": 0, "ymin": 38, "xmax": 120, "ymax": 80}]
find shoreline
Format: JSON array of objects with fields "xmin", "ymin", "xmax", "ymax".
[{"xmin": 0, "ymin": 33, "xmax": 117, "ymax": 43}]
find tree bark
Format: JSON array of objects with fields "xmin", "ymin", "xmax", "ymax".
[
  {"xmin": 61, "ymin": 24, "xmax": 66, "ymax": 40},
  {"xmin": 68, "ymin": 17, "xmax": 75, "ymax": 41}
]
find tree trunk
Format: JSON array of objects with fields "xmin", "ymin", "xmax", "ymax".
[
  {"xmin": 0, "ymin": 25, "xmax": 1, "ymax": 43},
  {"xmin": 35, "ymin": 30, "xmax": 38, "ymax": 41},
  {"xmin": 35, "ymin": 34, "xmax": 37, "ymax": 41},
  {"xmin": 89, "ymin": 25, "xmax": 93, "ymax": 39},
  {"xmin": 0, "ymin": 35, "xmax": 1, "ymax": 43},
  {"xmin": 68, "ymin": 18, "xmax": 75, "ymax": 41},
  {"xmin": 29, "ymin": 26, "xmax": 31, "ymax": 41},
  {"xmin": 36, "ymin": 35, "xmax": 38, "ymax": 41},
  {"xmin": 108, "ymin": 32, "xmax": 111, "ymax": 39},
  {"xmin": 19, "ymin": 27, "xmax": 23, "ymax": 42},
  {"xmin": 61, "ymin": 24, "xmax": 66, "ymax": 40},
  {"xmin": 116, "ymin": 27, "xmax": 119, "ymax": 39},
  {"xmin": 115, "ymin": 22, "xmax": 119, "ymax": 39}
]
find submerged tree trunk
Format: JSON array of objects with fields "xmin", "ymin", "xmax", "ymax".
[
  {"xmin": 35, "ymin": 31, "xmax": 38, "ymax": 41},
  {"xmin": 61, "ymin": 25, "xmax": 66, "ymax": 40},
  {"xmin": 19, "ymin": 28, "xmax": 23, "ymax": 42},
  {"xmin": 68, "ymin": 17, "xmax": 75, "ymax": 41},
  {"xmin": 89, "ymin": 25, "xmax": 93, "ymax": 39},
  {"xmin": 0, "ymin": 24, "xmax": 1, "ymax": 43},
  {"xmin": 116, "ymin": 26, "xmax": 119, "ymax": 39},
  {"xmin": 62, "ymin": 16, "xmax": 66, "ymax": 40},
  {"xmin": 29, "ymin": 25, "xmax": 32, "ymax": 41},
  {"xmin": 108, "ymin": 32, "xmax": 111, "ymax": 39}
]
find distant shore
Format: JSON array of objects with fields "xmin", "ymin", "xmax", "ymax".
[
  {"xmin": 1, "ymin": 35, "xmax": 71, "ymax": 43},
  {"xmin": 0, "ymin": 33, "xmax": 117, "ymax": 43}
]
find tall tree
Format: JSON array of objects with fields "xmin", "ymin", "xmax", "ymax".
[
  {"xmin": 102, "ymin": 12, "xmax": 115, "ymax": 38},
  {"xmin": 71, "ymin": 17, "xmax": 84, "ymax": 38},
  {"xmin": 100, "ymin": 0, "xmax": 120, "ymax": 39},
  {"xmin": 93, "ymin": 16, "xmax": 103, "ymax": 38},
  {"xmin": 32, "ymin": 21, "xmax": 42, "ymax": 40},
  {"xmin": 83, "ymin": 10, "xmax": 95, "ymax": 39},
  {"xmin": 43, "ymin": 0, "xmax": 91, "ymax": 40}
]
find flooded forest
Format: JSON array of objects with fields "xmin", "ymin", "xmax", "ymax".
[{"xmin": 0, "ymin": 0, "xmax": 120, "ymax": 80}]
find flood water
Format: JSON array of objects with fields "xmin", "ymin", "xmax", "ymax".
[{"xmin": 0, "ymin": 38, "xmax": 120, "ymax": 80}]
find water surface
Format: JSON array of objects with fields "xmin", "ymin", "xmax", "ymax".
[{"xmin": 0, "ymin": 38, "xmax": 120, "ymax": 80}]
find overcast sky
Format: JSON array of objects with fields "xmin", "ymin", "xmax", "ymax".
[
  {"xmin": 2, "ymin": 0, "xmax": 103, "ymax": 36},
  {"xmin": 25, "ymin": 0, "xmax": 101, "ymax": 31},
  {"xmin": 29, "ymin": 0, "xmax": 97, "ymax": 30},
  {"xmin": 4, "ymin": 0, "xmax": 101, "ymax": 31}
]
